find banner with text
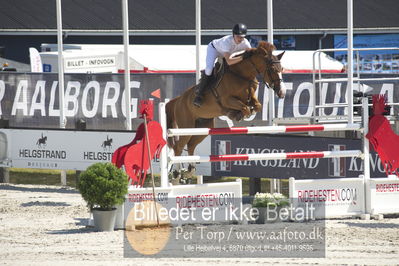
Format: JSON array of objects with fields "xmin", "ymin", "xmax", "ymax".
[
  {"xmin": 0, "ymin": 73, "xmax": 398, "ymax": 130},
  {"xmin": 211, "ymin": 134, "xmax": 384, "ymax": 179}
]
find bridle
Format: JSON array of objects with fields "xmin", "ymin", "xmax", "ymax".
[
  {"xmin": 211, "ymin": 60, "xmax": 259, "ymax": 107},
  {"xmin": 209, "ymin": 53, "xmax": 282, "ymax": 113},
  {"xmin": 248, "ymin": 56, "xmax": 282, "ymax": 93}
]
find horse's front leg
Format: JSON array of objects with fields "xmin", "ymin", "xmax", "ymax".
[
  {"xmin": 246, "ymin": 86, "xmax": 262, "ymax": 114},
  {"xmin": 222, "ymin": 96, "xmax": 252, "ymax": 118},
  {"xmin": 248, "ymin": 95, "xmax": 262, "ymax": 114}
]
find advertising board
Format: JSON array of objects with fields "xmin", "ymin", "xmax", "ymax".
[
  {"xmin": 211, "ymin": 134, "xmax": 385, "ymax": 179},
  {"xmin": 0, "ymin": 73, "xmax": 397, "ymax": 129}
]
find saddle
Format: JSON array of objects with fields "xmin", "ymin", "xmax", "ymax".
[
  {"xmin": 202, "ymin": 59, "xmax": 227, "ymax": 91},
  {"xmin": 200, "ymin": 58, "xmax": 256, "ymax": 121}
]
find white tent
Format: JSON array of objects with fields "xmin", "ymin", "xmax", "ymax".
[
  {"xmin": 277, "ymin": 50, "xmax": 344, "ymax": 73},
  {"xmin": 40, "ymin": 44, "xmax": 208, "ymax": 73},
  {"xmin": 123, "ymin": 45, "xmax": 208, "ymax": 73},
  {"xmin": 39, "ymin": 44, "xmax": 344, "ymax": 74}
]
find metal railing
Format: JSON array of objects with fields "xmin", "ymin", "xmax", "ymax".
[{"xmin": 312, "ymin": 47, "xmax": 399, "ymax": 121}]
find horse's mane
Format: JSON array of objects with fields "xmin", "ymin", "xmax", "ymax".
[
  {"xmin": 239, "ymin": 41, "xmax": 276, "ymax": 59},
  {"xmin": 257, "ymin": 41, "xmax": 276, "ymax": 53}
]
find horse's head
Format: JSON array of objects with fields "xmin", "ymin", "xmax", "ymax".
[{"xmin": 251, "ymin": 41, "xmax": 286, "ymax": 98}]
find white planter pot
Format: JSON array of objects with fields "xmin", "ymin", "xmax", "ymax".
[
  {"xmin": 114, "ymin": 204, "xmax": 124, "ymax": 230},
  {"xmin": 92, "ymin": 208, "xmax": 117, "ymax": 231},
  {"xmin": 255, "ymin": 207, "xmax": 281, "ymax": 224}
]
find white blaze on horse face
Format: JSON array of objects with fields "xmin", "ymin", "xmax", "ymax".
[{"xmin": 278, "ymin": 72, "xmax": 287, "ymax": 97}]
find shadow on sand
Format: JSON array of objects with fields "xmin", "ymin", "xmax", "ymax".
[
  {"xmin": 46, "ymin": 218, "xmax": 99, "ymax": 234},
  {"xmin": 0, "ymin": 184, "xmax": 79, "ymax": 194},
  {"xmin": 343, "ymin": 221, "xmax": 399, "ymax": 229},
  {"xmin": 21, "ymin": 201, "xmax": 71, "ymax": 207},
  {"xmin": 47, "ymin": 227, "xmax": 97, "ymax": 234}
]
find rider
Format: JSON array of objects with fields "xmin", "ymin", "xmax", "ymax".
[{"xmin": 193, "ymin": 23, "xmax": 252, "ymax": 107}]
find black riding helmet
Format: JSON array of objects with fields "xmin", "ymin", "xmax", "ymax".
[{"xmin": 232, "ymin": 23, "xmax": 247, "ymax": 36}]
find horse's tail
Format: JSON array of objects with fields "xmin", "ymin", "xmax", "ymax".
[
  {"xmin": 165, "ymin": 100, "xmax": 173, "ymax": 129},
  {"xmin": 165, "ymin": 99, "xmax": 179, "ymax": 148}
]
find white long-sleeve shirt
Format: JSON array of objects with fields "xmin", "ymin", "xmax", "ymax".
[{"xmin": 211, "ymin": 35, "xmax": 251, "ymax": 56}]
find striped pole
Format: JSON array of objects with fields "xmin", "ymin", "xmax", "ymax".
[
  {"xmin": 170, "ymin": 150, "xmax": 362, "ymax": 164},
  {"xmin": 168, "ymin": 123, "xmax": 361, "ymax": 137}
]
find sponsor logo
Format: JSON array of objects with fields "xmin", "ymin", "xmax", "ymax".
[
  {"xmin": 297, "ymin": 188, "xmax": 358, "ymax": 205},
  {"xmin": 19, "ymin": 132, "xmax": 67, "ymax": 160},
  {"xmin": 233, "ymin": 147, "xmax": 320, "ymax": 168},
  {"xmin": 328, "ymin": 144, "xmax": 346, "ymax": 177},
  {"xmin": 36, "ymin": 133, "xmax": 47, "ymax": 148},
  {"xmin": 215, "ymin": 140, "xmax": 231, "ymax": 172},
  {"xmin": 82, "ymin": 135, "xmax": 114, "ymax": 161},
  {"xmin": 19, "ymin": 149, "xmax": 66, "ymax": 159},
  {"xmin": 375, "ymin": 183, "xmax": 399, "ymax": 193},
  {"xmin": 83, "ymin": 151, "xmax": 113, "ymax": 161},
  {"xmin": 101, "ymin": 135, "xmax": 113, "ymax": 150}
]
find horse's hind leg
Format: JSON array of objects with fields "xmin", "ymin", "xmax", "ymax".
[
  {"xmin": 169, "ymin": 135, "xmax": 191, "ymax": 181},
  {"xmin": 186, "ymin": 118, "xmax": 215, "ymax": 173},
  {"xmin": 172, "ymin": 135, "xmax": 191, "ymax": 156},
  {"xmin": 186, "ymin": 135, "xmax": 207, "ymax": 172}
]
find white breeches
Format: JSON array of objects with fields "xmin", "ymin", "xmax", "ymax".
[{"xmin": 205, "ymin": 43, "xmax": 220, "ymax": 76}]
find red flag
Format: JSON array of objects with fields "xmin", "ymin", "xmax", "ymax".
[
  {"xmin": 138, "ymin": 99, "xmax": 154, "ymax": 120},
  {"xmin": 151, "ymin": 88, "xmax": 161, "ymax": 99},
  {"xmin": 366, "ymin": 95, "xmax": 399, "ymax": 176}
]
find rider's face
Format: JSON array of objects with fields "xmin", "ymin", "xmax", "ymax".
[{"xmin": 233, "ymin": 35, "xmax": 245, "ymax": 44}]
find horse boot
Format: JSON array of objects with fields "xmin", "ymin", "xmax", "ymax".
[{"xmin": 193, "ymin": 74, "xmax": 211, "ymax": 107}]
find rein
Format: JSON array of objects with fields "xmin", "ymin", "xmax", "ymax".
[
  {"xmin": 210, "ymin": 62, "xmax": 259, "ymax": 108},
  {"xmin": 248, "ymin": 57, "xmax": 282, "ymax": 93},
  {"xmin": 209, "ymin": 53, "xmax": 282, "ymax": 112}
]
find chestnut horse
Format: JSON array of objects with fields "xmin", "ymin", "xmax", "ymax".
[{"xmin": 166, "ymin": 41, "xmax": 286, "ymax": 164}]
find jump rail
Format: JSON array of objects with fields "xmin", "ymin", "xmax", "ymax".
[
  {"xmin": 170, "ymin": 150, "xmax": 362, "ymax": 164},
  {"xmin": 167, "ymin": 123, "xmax": 361, "ymax": 136},
  {"xmin": 158, "ymin": 101, "xmax": 368, "ymax": 201}
]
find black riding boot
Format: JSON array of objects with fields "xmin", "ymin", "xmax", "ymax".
[{"xmin": 193, "ymin": 74, "xmax": 211, "ymax": 107}]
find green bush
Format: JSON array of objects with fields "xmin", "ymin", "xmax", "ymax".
[
  {"xmin": 252, "ymin": 192, "xmax": 289, "ymax": 208},
  {"xmin": 77, "ymin": 162, "xmax": 129, "ymax": 211}
]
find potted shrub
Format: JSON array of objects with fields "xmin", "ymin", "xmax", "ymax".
[
  {"xmin": 252, "ymin": 192, "xmax": 289, "ymax": 224},
  {"xmin": 78, "ymin": 162, "xmax": 128, "ymax": 231}
]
